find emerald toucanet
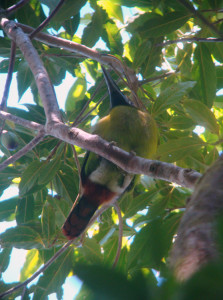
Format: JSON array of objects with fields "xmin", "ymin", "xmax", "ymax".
[{"xmin": 62, "ymin": 66, "xmax": 158, "ymax": 239}]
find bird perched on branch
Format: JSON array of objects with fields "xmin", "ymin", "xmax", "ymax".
[{"xmin": 62, "ymin": 66, "xmax": 158, "ymax": 240}]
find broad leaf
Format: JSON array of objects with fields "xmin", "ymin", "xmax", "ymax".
[
  {"xmin": 152, "ymin": 81, "xmax": 195, "ymax": 116},
  {"xmin": 183, "ymin": 99, "xmax": 219, "ymax": 134},
  {"xmin": 16, "ymin": 195, "xmax": 35, "ymax": 225},
  {"xmin": 0, "ymin": 226, "xmax": 43, "ymax": 249},
  {"xmin": 157, "ymin": 136, "xmax": 205, "ymax": 162},
  {"xmin": 194, "ymin": 44, "xmax": 216, "ymax": 107}
]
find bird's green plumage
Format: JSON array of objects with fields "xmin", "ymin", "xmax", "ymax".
[{"xmin": 82, "ymin": 105, "xmax": 158, "ymax": 194}]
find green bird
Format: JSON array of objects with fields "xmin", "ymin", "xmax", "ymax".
[{"xmin": 62, "ymin": 66, "xmax": 158, "ymax": 239}]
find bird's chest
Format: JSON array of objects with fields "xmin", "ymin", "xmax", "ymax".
[{"xmin": 88, "ymin": 159, "xmax": 133, "ymax": 194}]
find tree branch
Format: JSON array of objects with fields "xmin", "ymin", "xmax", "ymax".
[
  {"xmin": 0, "ymin": 239, "xmax": 75, "ymax": 298},
  {"xmin": 139, "ymin": 70, "xmax": 177, "ymax": 86},
  {"xmin": 0, "ymin": 108, "xmax": 201, "ymax": 189},
  {"xmin": 177, "ymin": 0, "xmax": 222, "ymax": 37},
  {"xmin": 157, "ymin": 37, "xmax": 223, "ymax": 47},
  {"xmin": 5, "ymin": 0, "xmax": 30, "ymax": 14},
  {"xmin": 1, "ymin": 18, "xmax": 62, "ymax": 125},
  {"xmin": 29, "ymin": 0, "xmax": 65, "ymax": 39},
  {"xmin": 169, "ymin": 155, "xmax": 223, "ymax": 280},
  {"xmin": 16, "ymin": 22, "xmax": 137, "ymax": 86}
]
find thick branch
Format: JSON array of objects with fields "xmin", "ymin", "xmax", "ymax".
[
  {"xmin": 169, "ymin": 156, "xmax": 223, "ymax": 280},
  {"xmin": 1, "ymin": 18, "xmax": 62, "ymax": 125},
  {"xmin": 42, "ymin": 122, "xmax": 202, "ymax": 189},
  {"xmin": 0, "ymin": 109, "xmax": 201, "ymax": 188}
]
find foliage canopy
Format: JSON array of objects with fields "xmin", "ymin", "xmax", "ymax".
[{"xmin": 1, "ymin": 0, "xmax": 223, "ymax": 299}]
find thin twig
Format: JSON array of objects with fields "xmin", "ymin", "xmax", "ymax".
[
  {"xmin": 139, "ymin": 70, "xmax": 177, "ymax": 86},
  {"xmin": 72, "ymin": 78, "xmax": 105, "ymax": 127},
  {"xmin": 74, "ymin": 94, "xmax": 107, "ymax": 125},
  {"xmin": 112, "ymin": 203, "xmax": 123, "ymax": 268},
  {"xmin": 157, "ymin": 37, "xmax": 223, "ymax": 47},
  {"xmin": 29, "ymin": 0, "xmax": 65, "ymax": 39},
  {"xmin": 0, "ymin": 130, "xmax": 45, "ymax": 172},
  {"xmin": 17, "ymin": 22, "xmax": 137, "ymax": 84},
  {"xmin": 0, "ymin": 41, "xmax": 16, "ymax": 110},
  {"xmin": 47, "ymin": 141, "xmax": 62, "ymax": 161},
  {"xmin": 6, "ymin": 0, "xmax": 30, "ymax": 14},
  {"xmin": 177, "ymin": 0, "xmax": 222, "ymax": 37},
  {"xmin": 0, "ymin": 239, "xmax": 75, "ymax": 298}
]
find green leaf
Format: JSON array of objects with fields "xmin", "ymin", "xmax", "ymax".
[
  {"xmin": 81, "ymin": 237, "xmax": 103, "ymax": 263},
  {"xmin": 33, "ymin": 247, "xmax": 73, "ymax": 300},
  {"xmin": 0, "ymin": 226, "xmax": 43, "ymax": 249},
  {"xmin": 17, "ymin": 61, "xmax": 33, "ymax": 100},
  {"xmin": 184, "ymin": 99, "xmax": 219, "ymax": 134},
  {"xmin": 0, "ymin": 37, "xmax": 12, "ymax": 57},
  {"xmin": 65, "ymin": 77, "xmax": 87, "ymax": 113},
  {"xmin": 49, "ymin": 0, "xmax": 87, "ymax": 23},
  {"xmin": 194, "ymin": 44, "xmax": 216, "ymax": 107},
  {"xmin": 152, "ymin": 81, "xmax": 196, "ymax": 116},
  {"xmin": 127, "ymin": 218, "xmax": 172, "ymax": 270},
  {"xmin": 41, "ymin": 201, "xmax": 56, "ymax": 241},
  {"xmin": 0, "ymin": 247, "xmax": 12, "ymax": 273},
  {"xmin": 75, "ymin": 264, "xmax": 147, "ymax": 300},
  {"xmin": 133, "ymin": 40, "xmax": 152, "ymax": 69},
  {"xmin": 53, "ymin": 164, "xmax": 79, "ymax": 205},
  {"xmin": 124, "ymin": 190, "xmax": 159, "ymax": 219},
  {"xmin": 98, "ymin": 0, "xmax": 124, "ymax": 23},
  {"xmin": 64, "ymin": 13, "xmax": 80, "ymax": 36},
  {"xmin": 157, "ymin": 136, "xmax": 205, "ymax": 163},
  {"xmin": 47, "ymin": 196, "xmax": 70, "ymax": 227},
  {"xmin": 128, "ymin": 11, "xmax": 190, "ymax": 38},
  {"xmin": 19, "ymin": 161, "xmax": 44, "ymax": 195},
  {"xmin": 20, "ymin": 249, "xmax": 42, "ymax": 281},
  {"xmin": 0, "ymin": 197, "xmax": 17, "ymax": 221},
  {"xmin": 103, "ymin": 21, "xmax": 123, "ymax": 55},
  {"xmin": 82, "ymin": 6, "xmax": 107, "ymax": 47},
  {"xmin": 38, "ymin": 156, "xmax": 61, "ymax": 185},
  {"xmin": 16, "ymin": 195, "xmax": 35, "ymax": 225},
  {"xmin": 168, "ymin": 115, "xmax": 195, "ymax": 130}
]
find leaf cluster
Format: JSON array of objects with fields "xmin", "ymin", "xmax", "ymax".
[{"xmin": 1, "ymin": 0, "xmax": 223, "ymax": 299}]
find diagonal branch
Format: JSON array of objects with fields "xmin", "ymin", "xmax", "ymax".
[
  {"xmin": 29, "ymin": 0, "xmax": 65, "ymax": 39},
  {"xmin": 5, "ymin": 0, "xmax": 30, "ymax": 14},
  {"xmin": 177, "ymin": 0, "xmax": 222, "ymax": 37},
  {"xmin": 16, "ymin": 22, "xmax": 137, "ymax": 86},
  {"xmin": 0, "ymin": 108, "xmax": 201, "ymax": 189},
  {"xmin": 1, "ymin": 18, "xmax": 62, "ymax": 125}
]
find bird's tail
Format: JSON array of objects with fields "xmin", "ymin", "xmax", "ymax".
[{"xmin": 62, "ymin": 195, "xmax": 99, "ymax": 240}]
